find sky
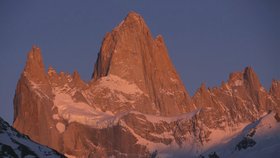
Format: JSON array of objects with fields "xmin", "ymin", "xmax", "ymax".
[{"xmin": 0, "ymin": 1, "xmax": 279, "ymax": 124}]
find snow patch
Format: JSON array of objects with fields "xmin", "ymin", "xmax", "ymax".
[
  {"xmin": 201, "ymin": 112, "xmax": 280, "ymax": 158},
  {"xmin": 170, "ymin": 78, "xmax": 178, "ymax": 83},
  {"xmin": 56, "ymin": 122, "xmax": 65, "ymax": 133},
  {"xmin": 234, "ymin": 80, "xmax": 243, "ymax": 86},
  {"xmin": 53, "ymin": 88, "xmax": 123, "ymax": 128},
  {"xmin": 28, "ymin": 81, "xmax": 50, "ymax": 99},
  {"xmin": 119, "ymin": 120, "xmax": 174, "ymax": 153},
  {"xmin": 96, "ymin": 75, "xmax": 144, "ymax": 95},
  {"xmin": 204, "ymin": 123, "xmax": 249, "ymax": 150},
  {"xmin": 52, "ymin": 114, "xmax": 60, "ymax": 120},
  {"xmin": 131, "ymin": 108, "xmax": 201, "ymax": 124},
  {"xmin": 115, "ymin": 93, "xmax": 135, "ymax": 104},
  {"xmin": 115, "ymin": 20, "xmax": 124, "ymax": 29},
  {"xmin": 64, "ymin": 154, "xmax": 77, "ymax": 158},
  {"xmin": 159, "ymin": 88, "xmax": 174, "ymax": 96},
  {"xmin": 260, "ymin": 87, "xmax": 266, "ymax": 92}
]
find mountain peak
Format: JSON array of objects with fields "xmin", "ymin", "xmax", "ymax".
[
  {"xmin": 270, "ymin": 80, "xmax": 280, "ymax": 98},
  {"xmin": 71, "ymin": 70, "xmax": 85, "ymax": 88},
  {"xmin": 23, "ymin": 45, "xmax": 47, "ymax": 82},
  {"xmin": 91, "ymin": 12, "xmax": 194, "ymax": 116},
  {"xmin": 194, "ymin": 83, "xmax": 208, "ymax": 96},
  {"xmin": 227, "ymin": 66, "xmax": 261, "ymax": 89},
  {"xmin": 243, "ymin": 66, "xmax": 261, "ymax": 89},
  {"xmin": 113, "ymin": 11, "xmax": 150, "ymax": 35},
  {"xmin": 125, "ymin": 11, "xmax": 143, "ymax": 22},
  {"xmin": 48, "ymin": 66, "xmax": 57, "ymax": 76},
  {"xmin": 26, "ymin": 45, "xmax": 44, "ymax": 68},
  {"xmin": 72, "ymin": 70, "xmax": 80, "ymax": 80}
]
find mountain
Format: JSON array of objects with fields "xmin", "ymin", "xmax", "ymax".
[
  {"xmin": 0, "ymin": 116, "xmax": 65, "ymax": 157},
  {"xmin": 92, "ymin": 12, "xmax": 195, "ymax": 115},
  {"xmin": 12, "ymin": 12, "xmax": 280, "ymax": 158}
]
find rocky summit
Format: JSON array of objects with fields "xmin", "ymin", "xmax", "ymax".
[
  {"xmin": 12, "ymin": 12, "xmax": 280, "ymax": 158},
  {"xmin": 92, "ymin": 12, "xmax": 194, "ymax": 116}
]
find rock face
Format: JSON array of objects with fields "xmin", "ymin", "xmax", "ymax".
[
  {"xmin": 13, "ymin": 12, "xmax": 280, "ymax": 158},
  {"xmin": 270, "ymin": 80, "xmax": 280, "ymax": 105},
  {"xmin": 13, "ymin": 46, "xmax": 61, "ymax": 151},
  {"xmin": 193, "ymin": 67, "xmax": 279, "ymax": 129},
  {"xmin": 92, "ymin": 12, "xmax": 194, "ymax": 116}
]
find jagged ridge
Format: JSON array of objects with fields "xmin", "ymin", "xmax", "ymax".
[{"xmin": 12, "ymin": 12, "xmax": 280, "ymax": 158}]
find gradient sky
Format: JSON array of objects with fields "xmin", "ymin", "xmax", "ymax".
[{"xmin": 0, "ymin": 1, "xmax": 279, "ymax": 124}]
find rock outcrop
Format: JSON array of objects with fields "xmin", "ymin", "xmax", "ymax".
[
  {"xmin": 193, "ymin": 67, "xmax": 280, "ymax": 129},
  {"xmin": 13, "ymin": 46, "xmax": 62, "ymax": 151},
  {"xmin": 270, "ymin": 80, "xmax": 280, "ymax": 100}
]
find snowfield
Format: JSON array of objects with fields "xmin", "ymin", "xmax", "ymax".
[
  {"xmin": 27, "ymin": 74, "xmax": 280, "ymax": 158},
  {"xmin": 53, "ymin": 90, "xmax": 118, "ymax": 129},
  {"xmin": 200, "ymin": 112, "xmax": 280, "ymax": 158},
  {"xmin": 52, "ymin": 84, "xmax": 280, "ymax": 158}
]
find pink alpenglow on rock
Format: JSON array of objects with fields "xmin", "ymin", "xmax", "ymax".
[{"xmin": 13, "ymin": 12, "xmax": 280, "ymax": 158}]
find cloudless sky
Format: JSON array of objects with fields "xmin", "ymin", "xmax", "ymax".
[{"xmin": 0, "ymin": 1, "xmax": 279, "ymax": 124}]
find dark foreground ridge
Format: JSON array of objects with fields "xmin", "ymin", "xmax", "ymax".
[{"xmin": 0, "ymin": 117, "xmax": 65, "ymax": 158}]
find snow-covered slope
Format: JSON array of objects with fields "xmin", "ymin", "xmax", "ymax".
[
  {"xmin": 0, "ymin": 117, "xmax": 65, "ymax": 158},
  {"xmin": 199, "ymin": 112, "xmax": 280, "ymax": 158}
]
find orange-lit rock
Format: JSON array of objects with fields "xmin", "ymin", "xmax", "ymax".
[{"xmin": 13, "ymin": 12, "xmax": 280, "ymax": 157}]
